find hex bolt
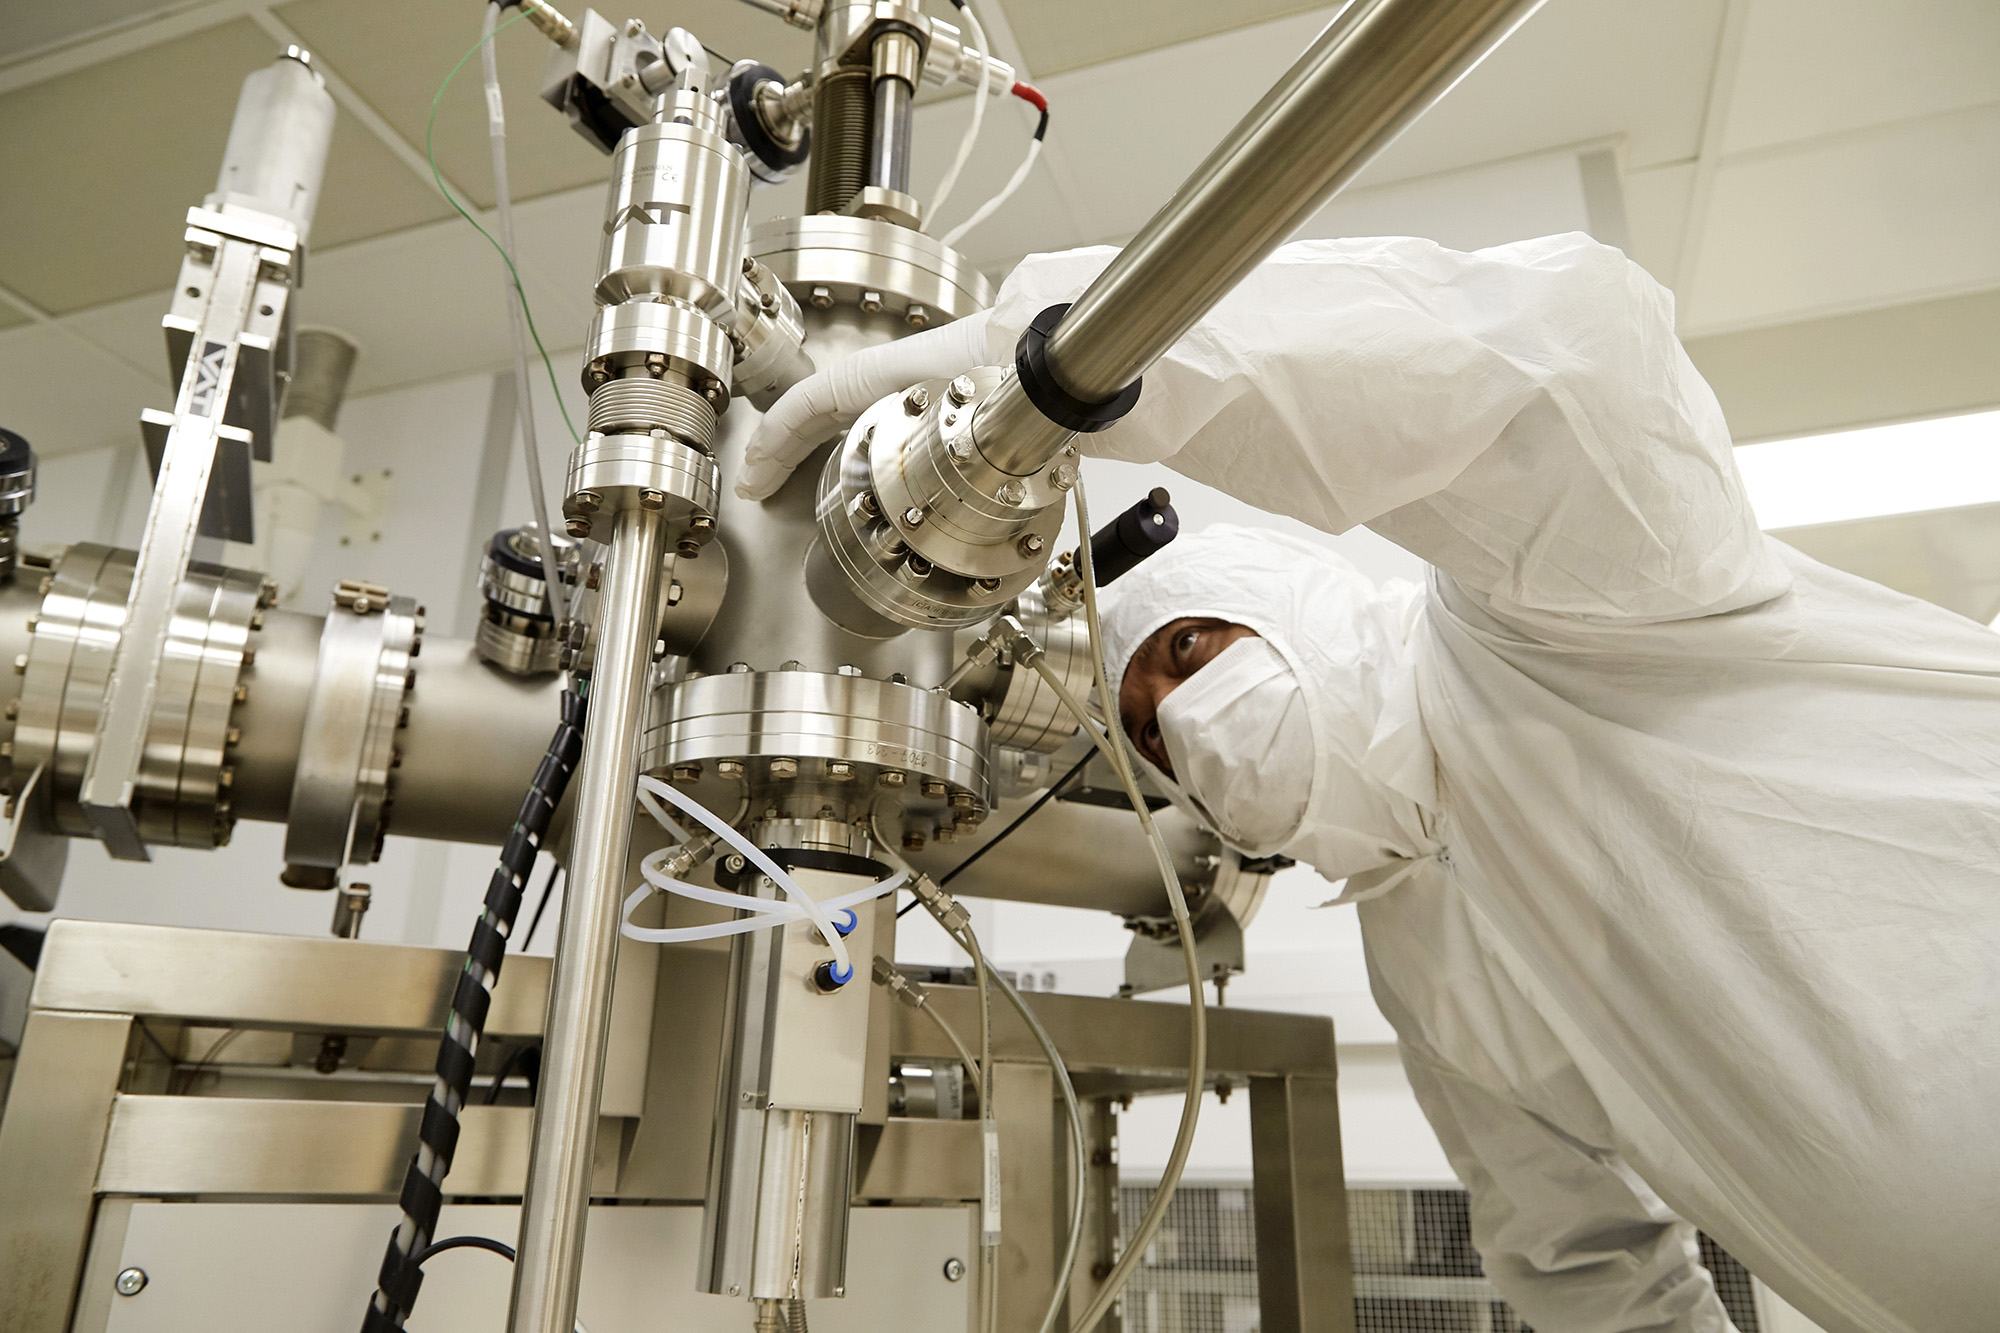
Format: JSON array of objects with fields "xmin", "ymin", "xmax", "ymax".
[
  {"xmin": 12, "ymin": 654, "xmax": 24, "ymax": 675},
  {"xmin": 809, "ymin": 285, "xmax": 834, "ymax": 309},
  {"xmin": 585, "ymin": 563, "xmax": 602, "ymax": 591},
  {"xmin": 639, "ymin": 489, "xmax": 666, "ymax": 511},
  {"xmin": 859, "ymin": 492, "xmax": 882, "ymax": 517},
  {"xmin": 903, "ymin": 831, "xmax": 926, "ymax": 852},
  {"xmin": 218, "ymin": 765, "xmax": 234, "ymax": 789},
  {"xmin": 996, "ymin": 479, "xmax": 1028, "ymax": 506},
  {"xmin": 2, "ymin": 700, "xmax": 14, "ymax": 720},
  {"xmin": 718, "ymin": 759, "xmax": 746, "ymax": 779},
  {"xmin": 566, "ymin": 517, "xmax": 592, "ymax": 538},
  {"xmin": 677, "ymin": 540, "xmax": 702, "ymax": 558},
  {"xmin": 906, "ymin": 304, "xmax": 930, "ymax": 329},
  {"xmin": 249, "ymin": 612, "xmax": 264, "ymax": 632},
  {"xmin": 836, "ymin": 664, "xmax": 862, "ymax": 676},
  {"xmin": 780, "ymin": 659, "xmax": 803, "ymax": 671},
  {"xmin": 921, "ymin": 779, "xmax": 949, "ymax": 798},
  {"xmin": 859, "ymin": 290, "xmax": 884, "ymax": 313},
  {"xmin": 879, "ymin": 770, "xmax": 907, "ymax": 789},
  {"xmin": 769, "ymin": 757, "xmax": 799, "ymax": 779},
  {"xmin": 728, "ymin": 661, "xmax": 752, "ymax": 673},
  {"xmin": 1018, "ymin": 533, "xmax": 1046, "ymax": 556},
  {"xmin": 907, "ymin": 554, "xmax": 933, "ymax": 578},
  {"xmin": 115, "ymin": 1268, "xmax": 148, "ymax": 1297},
  {"xmin": 903, "ymin": 506, "xmax": 926, "ymax": 528},
  {"xmin": 827, "ymin": 761, "xmax": 854, "ymax": 780},
  {"xmin": 672, "ymin": 763, "xmax": 701, "ymax": 783},
  {"xmin": 760, "ymin": 291, "xmax": 778, "ymax": 313},
  {"xmin": 743, "ymin": 256, "xmax": 758, "ymax": 275},
  {"xmin": 949, "ymin": 792, "xmax": 975, "ymax": 811},
  {"xmin": 225, "ymin": 727, "xmax": 241, "ymax": 748},
  {"xmin": 1051, "ymin": 462, "xmax": 1079, "ymax": 491},
  {"xmin": 903, "ymin": 386, "xmax": 930, "ymax": 415},
  {"xmin": 947, "ymin": 375, "xmax": 976, "ymax": 406},
  {"xmin": 689, "ymin": 515, "xmax": 716, "ymax": 536},
  {"xmin": 975, "ymin": 577, "xmax": 1002, "ymax": 593},
  {"xmin": 572, "ymin": 491, "xmax": 603, "ymax": 513},
  {"xmin": 949, "ymin": 435, "xmax": 974, "ymax": 461}
]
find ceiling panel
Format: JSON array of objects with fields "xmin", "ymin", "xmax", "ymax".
[
  {"xmin": 1724, "ymin": 0, "xmax": 2000, "ymax": 157},
  {"xmin": 1621, "ymin": 160, "xmax": 1695, "ymax": 292},
  {"xmin": 273, "ymin": 0, "xmax": 814, "ymax": 211},
  {"xmin": 0, "ymin": 0, "xmax": 181, "ymax": 63},
  {"xmin": 1689, "ymin": 101, "xmax": 2000, "ymax": 332},
  {"xmin": 999, "ymin": 0, "xmax": 1328, "ymax": 77},
  {"xmin": 0, "ymin": 19, "xmax": 275, "ymax": 313}
]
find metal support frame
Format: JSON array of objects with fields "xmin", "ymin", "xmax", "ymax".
[{"xmin": 0, "ymin": 920, "xmax": 1350, "ymax": 1333}]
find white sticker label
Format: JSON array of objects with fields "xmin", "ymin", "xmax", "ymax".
[{"xmin": 981, "ymin": 1120, "xmax": 1003, "ymax": 1243}]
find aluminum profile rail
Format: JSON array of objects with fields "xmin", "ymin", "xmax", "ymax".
[{"xmin": 972, "ymin": 0, "xmax": 1547, "ymax": 474}]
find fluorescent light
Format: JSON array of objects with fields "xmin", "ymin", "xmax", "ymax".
[{"xmin": 1733, "ymin": 409, "xmax": 2000, "ymax": 530}]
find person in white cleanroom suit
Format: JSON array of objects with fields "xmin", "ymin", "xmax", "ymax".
[{"xmin": 736, "ymin": 233, "xmax": 2000, "ymax": 1333}]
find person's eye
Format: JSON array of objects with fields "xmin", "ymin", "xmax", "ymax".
[
  {"xmin": 1173, "ymin": 628, "xmax": 1200, "ymax": 663},
  {"xmin": 1142, "ymin": 719, "xmax": 1161, "ymax": 750}
]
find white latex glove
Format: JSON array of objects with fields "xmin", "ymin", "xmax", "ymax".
[{"xmin": 734, "ymin": 247, "xmax": 1120, "ymax": 501}]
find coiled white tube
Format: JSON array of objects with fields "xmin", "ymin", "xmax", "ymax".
[{"xmin": 624, "ymin": 776, "xmax": 906, "ymax": 977}]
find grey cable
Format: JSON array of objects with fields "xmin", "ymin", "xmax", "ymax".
[{"xmin": 1022, "ymin": 477, "xmax": 1207, "ymax": 1333}]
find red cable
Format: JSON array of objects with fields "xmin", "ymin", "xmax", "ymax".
[{"xmin": 1010, "ymin": 81, "xmax": 1050, "ymax": 140}]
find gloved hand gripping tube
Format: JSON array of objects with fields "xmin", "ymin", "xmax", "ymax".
[{"xmin": 361, "ymin": 689, "xmax": 587, "ymax": 1333}]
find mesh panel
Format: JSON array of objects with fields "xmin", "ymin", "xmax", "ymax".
[{"xmin": 1117, "ymin": 1185, "xmax": 1759, "ymax": 1333}]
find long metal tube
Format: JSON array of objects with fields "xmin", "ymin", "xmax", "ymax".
[
  {"xmin": 868, "ymin": 75, "xmax": 913, "ymax": 192},
  {"xmin": 973, "ymin": 0, "xmax": 1545, "ymax": 474},
  {"xmin": 507, "ymin": 504, "xmax": 667, "ymax": 1333}
]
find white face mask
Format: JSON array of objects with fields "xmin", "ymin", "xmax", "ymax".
[{"xmin": 1156, "ymin": 636, "xmax": 1315, "ymax": 854}]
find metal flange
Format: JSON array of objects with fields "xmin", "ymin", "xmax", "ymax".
[
  {"xmin": 282, "ymin": 579, "xmax": 421, "ymax": 877},
  {"xmin": 642, "ymin": 666, "xmax": 989, "ymax": 846},
  {"xmin": 806, "ymin": 367, "xmax": 1070, "ymax": 635},
  {"xmin": 13, "ymin": 543, "xmax": 267, "ymax": 850}
]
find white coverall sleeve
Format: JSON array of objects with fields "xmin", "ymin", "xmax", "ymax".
[
  {"xmin": 1044, "ymin": 233, "xmax": 1790, "ymax": 623},
  {"xmin": 1397, "ymin": 1042, "xmax": 1739, "ymax": 1333}
]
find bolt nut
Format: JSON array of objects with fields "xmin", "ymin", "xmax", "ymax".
[
  {"xmin": 836, "ymin": 664, "xmax": 862, "ymax": 676},
  {"xmin": 769, "ymin": 757, "xmax": 799, "ymax": 779},
  {"xmin": 1051, "ymin": 462, "xmax": 1079, "ymax": 491},
  {"xmin": 975, "ymin": 577, "xmax": 1002, "ymax": 593},
  {"xmin": 996, "ymin": 479, "xmax": 1028, "ymax": 506},
  {"xmin": 808, "ymin": 285, "xmax": 834, "ymax": 309},
  {"xmin": 566, "ymin": 517, "xmax": 592, "ymax": 538},
  {"xmin": 639, "ymin": 489, "xmax": 666, "ymax": 511},
  {"xmin": 947, "ymin": 374, "xmax": 976, "ymax": 406},
  {"xmin": 903, "ymin": 386, "xmax": 930, "ymax": 415},
  {"xmin": 879, "ymin": 770, "xmax": 907, "ymax": 789},
  {"xmin": 948, "ymin": 436, "xmax": 974, "ymax": 463},
  {"xmin": 859, "ymin": 491, "xmax": 881, "ymax": 517},
  {"xmin": 903, "ymin": 831, "xmax": 926, "ymax": 852},
  {"xmin": 949, "ymin": 792, "xmax": 975, "ymax": 811},
  {"xmin": 718, "ymin": 759, "xmax": 746, "ymax": 778},
  {"xmin": 573, "ymin": 491, "xmax": 603, "ymax": 513},
  {"xmin": 677, "ymin": 541, "xmax": 702, "ymax": 558},
  {"xmin": 689, "ymin": 515, "xmax": 716, "ymax": 534},
  {"xmin": 906, "ymin": 304, "xmax": 930, "ymax": 329},
  {"xmin": 902, "ymin": 506, "xmax": 926, "ymax": 528},
  {"xmin": 827, "ymin": 760, "xmax": 854, "ymax": 780},
  {"xmin": 859, "ymin": 290, "xmax": 884, "ymax": 313},
  {"xmin": 921, "ymin": 779, "xmax": 949, "ymax": 799},
  {"xmin": 1018, "ymin": 533, "xmax": 1046, "ymax": 556},
  {"xmin": 671, "ymin": 763, "xmax": 701, "ymax": 783}
]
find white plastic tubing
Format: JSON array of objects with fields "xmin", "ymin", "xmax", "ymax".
[{"xmin": 622, "ymin": 776, "xmax": 907, "ymax": 980}]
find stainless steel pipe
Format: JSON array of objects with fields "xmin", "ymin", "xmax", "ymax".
[
  {"xmin": 507, "ymin": 505, "xmax": 668, "ymax": 1333},
  {"xmin": 973, "ymin": 0, "xmax": 1545, "ymax": 474}
]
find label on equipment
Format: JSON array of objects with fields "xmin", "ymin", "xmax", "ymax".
[
  {"xmin": 188, "ymin": 342, "xmax": 228, "ymax": 418},
  {"xmin": 981, "ymin": 1120, "xmax": 1003, "ymax": 1245}
]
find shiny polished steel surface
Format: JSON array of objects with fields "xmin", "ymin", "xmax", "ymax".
[
  {"xmin": 84, "ymin": 54, "xmax": 330, "ymax": 855},
  {"xmin": 697, "ymin": 304, "xmax": 959, "ymax": 685},
  {"xmin": 643, "ymin": 667, "xmax": 989, "ymax": 843},
  {"xmin": 973, "ymin": 0, "xmax": 1547, "ymax": 474},
  {"xmin": 980, "ymin": 581, "xmax": 1091, "ymax": 754},
  {"xmin": 282, "ymin": 581, "xmax": 420, "ymax": 871},
  {"xmin": 730, "ymin": 258, "xmax": 814, "ymax": 410},
  {"xmin": 509, "ymin": 504, "xmax": 669, "ymax": 1333},
  {"xmin": 809, "ymin": 368, "xmax": 1069, "ymax": 635},
  {"xmin": 14, "ymin": 543, "xmax": 265, "ymax": 852},
  {"xmin": 702, "ymin": 865, "xmax": 877, "ymax": 1300},
  {"xmin": 751, "ymin": 216, "xmax": 992, "ymax": 326},
  {"xmin": 561, "ymin": 420, "xmax": 720, "ymax": 545}
]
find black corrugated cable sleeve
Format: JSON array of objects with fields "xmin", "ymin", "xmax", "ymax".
[{"xmin": 361, "ymin": 688, "xmax": 587, "ymax": 1333}]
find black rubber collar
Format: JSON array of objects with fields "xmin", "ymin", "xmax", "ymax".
[
  {"xmin": 728, "ymin": 62, "xmax": 810, "ymax": 172},
  {"xmin": 1013, "ymin": 303, "xmax": 1142, "ymax": 433}
]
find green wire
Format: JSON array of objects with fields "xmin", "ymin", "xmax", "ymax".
[{"xmin": 429, "ymin": 3, "xmax": 582, "ymax": 444}]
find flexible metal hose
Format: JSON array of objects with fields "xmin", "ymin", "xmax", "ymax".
[
  {"xmin": 804, "ymin": 69, "xmax": 872, "ymax": 214},
  {"xmin": 361, "ymin": 689, "xmax": 587, "ymax": 1332}
]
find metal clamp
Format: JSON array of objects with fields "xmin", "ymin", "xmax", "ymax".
[{"xmin": 282, "ymin": 581, "xmax": 421, "ymax": 879}]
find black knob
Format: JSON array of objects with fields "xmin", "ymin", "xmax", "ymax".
[{"xmin": 1078, "ymin": 487, "xmax": 1179, "ymax": 586}]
